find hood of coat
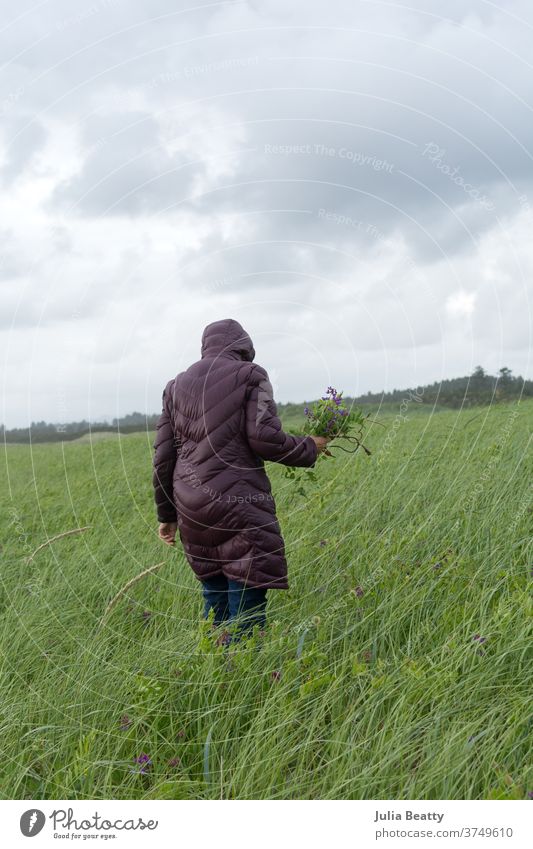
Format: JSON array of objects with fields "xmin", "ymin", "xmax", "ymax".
[{"xmin": 201, "ymin": 318, "xmax": 256, "ymax": 362}]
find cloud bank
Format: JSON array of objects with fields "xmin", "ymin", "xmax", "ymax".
[{"xmin": 1, "ymin": 0, "xmax": 532, "ymax": 425}]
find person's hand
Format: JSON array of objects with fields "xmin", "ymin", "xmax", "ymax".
[
  {"xmin": 158, "ymin": 522, "xmax": 178, "ymax": 545},
  {"xmin": 311, "ymin": 435, "xmax": 333, "ymax": 456}
]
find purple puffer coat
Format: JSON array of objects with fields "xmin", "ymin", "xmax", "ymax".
[{"xmin": 152, "ymin": 318, "xmax": 318, "ymax": 589}]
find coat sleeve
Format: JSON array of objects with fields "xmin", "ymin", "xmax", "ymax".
[
  {"xmin": 153, "ymin": 381, "xmax": 179, "ymax": 523},
  {"xmin": 244, "ymin": 365, "xmax": 318, "ymax": 468}
]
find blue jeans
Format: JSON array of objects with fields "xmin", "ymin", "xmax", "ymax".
[{"xmin": 201, "ymin": 574, "xmax": 268, "ymax": 635}]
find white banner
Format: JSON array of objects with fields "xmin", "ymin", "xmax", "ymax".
[{"xmin": 1, "ymin": 800, "xmax": 530, "ymax": 848}]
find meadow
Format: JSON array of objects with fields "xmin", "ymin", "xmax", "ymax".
[{"xmin": 1, "ymin": 400, "xmax": 531, "ymax": 800}]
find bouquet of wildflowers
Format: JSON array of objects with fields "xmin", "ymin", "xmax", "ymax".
[
  {"xmin": 284, "ymin": 387, "xmax": 371, "ymax": 495},
  {"xmin": 302, "ymin": 386, "xmax": 371, "ymax": 453}
]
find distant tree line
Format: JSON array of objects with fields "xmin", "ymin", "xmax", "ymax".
[
  {"xmin": 351, "ymin": 366, "xmax": 532, "ymax": 408},
  {"xmin": 1, "ymin": 413, "xmax": 160, "ymax": 444},
  {"xmin": 2, "ymin": 367, "xmax": 531, "ymax": 443}
]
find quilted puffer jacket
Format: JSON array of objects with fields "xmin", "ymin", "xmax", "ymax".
[{"xmin": 152, "ymin": 318, "xmax": 318, "ymax": 589}]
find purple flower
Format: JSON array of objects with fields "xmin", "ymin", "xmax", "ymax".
[
  {"xmin": 472, "ymin": 634, "xmax": 487, "ymax": 643},
  {"xmin": 527, "ymin": 790, "xmax": 533, "ymax": 799},
  {"xmin": 119, "ymin": 714, "xmax": 132, "ymax": 731},
  {"xmin": 353, "ymin": 586, "xmax": 364, "ymax": 598},
  {"xmin": 216, "ymin": 629, "xmax": 232, "ymax": 646},
  {"xmin": 168, "ymin": 757, "xmax": 181, "ymax": 768},
  {"xmin": 271, "ymin": 670, "xmax": 281, "ymax": 681},
  {"xmin": 132, "ymin": 753, "xmax": 152, "ymax": 775}
]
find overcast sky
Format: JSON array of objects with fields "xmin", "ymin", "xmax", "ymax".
[{"xmin": 1, "ymin": 0, "xmax": 532, "ymax": 427}]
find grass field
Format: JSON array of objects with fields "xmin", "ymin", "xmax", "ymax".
[{"xmin": 1, "ymin": 400, "xmax": 531, "ymax": 800}]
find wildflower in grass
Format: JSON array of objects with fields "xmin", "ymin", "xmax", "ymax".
[
  {"xmin": 527, "ymin": 790, "xmax": 533, "ymax": 799},
  {"xmin": 131, "ymin": 753, "xmax": 152, "ymax": 775},
  {"xmin": 271, "ymin": 670, "xmax": 281, "ymax": 682},
  {"xmin": 119, "ymin": 714, "xmax": 132, "ymax": 731},
  {"xmin": 168, "ymin": 757, "xmax": 181, "ymax": 768},
  {"xmin": 352, "ymin": 585, "xmax": 364, "ymax": 598},
  {"xmin": 216, "ymin": 629, "xmax": 231, "ymax": 647},
  {"xmin": 319, "ymin": 539, "xmax": 327, "ymax": 547},
  {"xmin": 142, "ymin": 610, "xmax": 152, "ymax": 625},
  {"xmin": 472, "ymin": 634, "xmax": 487, "ymax": 656},
  {"xmin": 176, "ymin": 729, "xmax": 186, "ymax": 739}
]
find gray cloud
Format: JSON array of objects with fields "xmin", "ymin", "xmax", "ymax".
[
  {"xmin": 0, "ymin": 116, "xmax": 46, "ymax": 184},
  {"xmin": 50, "ymin": 110, "xmax": 197, "ymax": 215}
]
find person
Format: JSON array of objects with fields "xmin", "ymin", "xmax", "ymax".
[{"xmin": 152, "ymin": 318, "xmax": 330, "ymax": 641}]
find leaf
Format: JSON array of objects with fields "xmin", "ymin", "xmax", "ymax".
[
  {"xmin": 296, "ymin": 628, "xmax": 309, "ymax": 658},
  {"xmin": 203, "ymin": 726, "xmax": 213, "ymax": 784},
  {"xmin": 299, "ymin": 673, "xmax": 332, "ymax": 697}
]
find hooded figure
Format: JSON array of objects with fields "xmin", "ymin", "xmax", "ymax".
[{"xmin": 152, "ymin": 318, "xmax": 318, "ymax": 589}]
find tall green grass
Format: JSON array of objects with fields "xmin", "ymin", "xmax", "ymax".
[{"xmin": 1, "ymin": 401, "xmax": 531, "ymax": 799}]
